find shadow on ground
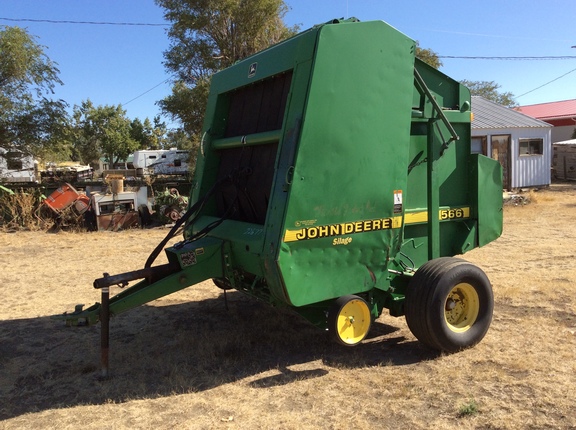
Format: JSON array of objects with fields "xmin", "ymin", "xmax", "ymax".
[{"xmin": 0, "ymin": 291, "xmax": 437, "ymax": 420}]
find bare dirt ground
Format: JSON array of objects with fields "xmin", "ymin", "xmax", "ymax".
[{"xmin": 1, "ymin": 183, "xmax": 575, "ymax": 429}]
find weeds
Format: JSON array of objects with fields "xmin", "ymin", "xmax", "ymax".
[
  {"xmin": 0, "ymin": 188, "xmax": 52, "ymax": 231},
  {"xmin": 0, "ymin": 188, "xmax": 86, "ymax": 232},
  {"xmin": 458, "ymin": 398, "xmax": 479, "ymax": 417}
]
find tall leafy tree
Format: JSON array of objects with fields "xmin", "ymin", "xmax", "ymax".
[
  {"xmin": 131, "ymin": 116, "xmax": 170, "ymax": 150},
  {"xmin": 0, "ymin": 26, "xmax": 70, "ymax": 159},
  {"xmin": 460, "ymin": 80, "xmax": 517, "ymax": 108},
  {"xmin": 156, "ymin": 0, "xmax": 298, "ymax": 141},
  {"xmin": 71, "ymin": 100, "xmax": 139, "ymax": 167},
  {"xmin": 130, "ymin": 118, "xmax": 153, "ymax": 149},
  {"xmin": 416, "ymin": 42, "xmax": 442, "ymax": 69}
]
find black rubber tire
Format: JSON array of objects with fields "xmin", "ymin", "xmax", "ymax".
[
  {"xmin": 138, "ymin": 205, "xmax": 152, "ymax": 227},
  {"xmin": 328, "ymin": 295, "xmax": 372, "ymax": 347},
  {"xmin": 405, "ymin": 257, "xmax": 494, "ymax": 353}
]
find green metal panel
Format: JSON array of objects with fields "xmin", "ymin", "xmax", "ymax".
[
  {"xmin": 278, "ymin": 21, "xmax": 416, "ymax": 306},
  {"xmin": 472, "ymin": 154, "xmax": 504, "ymax": 246}
]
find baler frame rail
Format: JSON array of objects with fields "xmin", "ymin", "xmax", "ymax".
[
  {"xmin": 93, "ymin": 262, "xmax": 180, "ymax": 290},
  {"xmin": 53, "ymin": 262, "xmax": 181, "ymax": 327}
]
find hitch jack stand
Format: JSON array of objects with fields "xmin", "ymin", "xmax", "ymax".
[{"xmin": 100, "ymin": 286, "xmax": 110, "ymax": 379}]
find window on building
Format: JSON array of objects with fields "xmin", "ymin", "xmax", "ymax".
[
  {"xmin": 6, "ymin": 152, "xmax": 23, "ymax": 170},
  {"xmin": 519, "ymin": 138, "xmax": 543, "ymax": 156},
  {"xmin": 471, "ymin": 136, "xmax": 487, "ymax": 155}
]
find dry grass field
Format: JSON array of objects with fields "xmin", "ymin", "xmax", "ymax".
[{"xmin": 1, "ymin": 183, "xmax": 575, "ymax": 429}]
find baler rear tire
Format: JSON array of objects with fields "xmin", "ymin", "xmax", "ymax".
[
  {"xmin": 404, "ymin": 257, "xmax": 493, "ymax": 353},
  {"xmin": 328, "ymin": 295, "xmax": 372, "ymax": 347}
]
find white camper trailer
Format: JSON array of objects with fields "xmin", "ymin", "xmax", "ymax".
[
  {"xmin": 0, "ymin": 149, "xmax": 38, "ymax": 184},
  {"xmin": 132, "ymin": 149, "xmax": 189, "ymax": 176}
]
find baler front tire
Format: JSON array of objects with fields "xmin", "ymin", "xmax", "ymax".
[
  {"xmin": 328, "ymin": 295, "xmax": 372, "ymax": 347},
  {"xmin": 405, "ymin": 258, "xmax": 493, "ymax": 353}
]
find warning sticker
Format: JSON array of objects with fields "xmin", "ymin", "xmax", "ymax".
[{"xmin": 393, "ymin": 190, "xmax": 403, "ymax": 214}]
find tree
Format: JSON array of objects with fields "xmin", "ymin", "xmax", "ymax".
[
  {"xmin": 460, "ymin": 80, "xmax": 517, "ymax": 108},
  {"xmin": 166, "ymin": 128, "xmax": 194, "ymax": 150},
  {"xmin": 130, "ymin": 116, "xmax": 171, "ymax": 150},
  {"xmin": 156, "ymin": 0, "xmax": 298, "ymax": 140},
  {"xmin": 130, "ymin": 118, "xmax": 152, "ymax": 150},
  {"xmin": 71, "ymin": 100, "xmax": 139, "ymax": 167},
  {"xmin": 150, "ymin": 116, "xmax": 169, "ymax": 149},
  {"xmin": 0, "ymin": 26, "xmax": 70, "ymax": 159},
  {"xmin": 416, "ymin": 42, "xmax": 442, "ymax": 69}
]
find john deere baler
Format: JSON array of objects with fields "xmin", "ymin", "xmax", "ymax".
[{"xmin": 58, "ymin": 18, "xmax": 502, "ymax": 374}]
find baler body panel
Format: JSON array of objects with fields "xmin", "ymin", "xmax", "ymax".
[{"xmin": 279, "ymin": 22, "xmax": 416, "ymax": 306}]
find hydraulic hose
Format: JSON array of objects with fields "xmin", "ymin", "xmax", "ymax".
[{"xmin": 144, "ymin": 168, "xmax": 250, "ymax": 269}]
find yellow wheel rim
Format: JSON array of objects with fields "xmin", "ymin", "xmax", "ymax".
[
  {"xmin": 336, "ymin": 298, "xmax": 371, "ymax": 345},
  {"xmin": 444, "ymin": 282, "xmax": 480, "ymax": 333}
]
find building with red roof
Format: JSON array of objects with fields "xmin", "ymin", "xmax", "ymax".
[{"xmin": 518, "ymin": 99, "xmax": 576, "ymax": 143}]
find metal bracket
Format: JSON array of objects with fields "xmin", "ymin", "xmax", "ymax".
[{"xmin": 413, "ymin": 68, "xmax": 459, "ymax": 153}]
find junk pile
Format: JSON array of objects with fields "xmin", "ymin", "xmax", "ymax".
[
  {"xmin": 153, "ymin": 188, "xmax": 189, "ymax": 223},
  {"xmin": 41, "ymin": 162, "xmax": 94, "ymax": 183},
  {"xmin": 42, "ymin": 183, "xmax": 91, "ymax": 229},
  {"xmin": 503, "ymin": 190, "xmax": 531, "ymax": 206},
  {"xmin": 43, "ymin": 183, "xmax": 91, "ymax": 217},
  {"xmin": 42, "ymin": 177, "xmax": 187, "ymax": 231},
  {"xmin": 83, "ymin": 175, "xmax": 149, "ymax": 231}
]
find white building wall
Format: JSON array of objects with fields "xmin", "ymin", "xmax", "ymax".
[
  {"xmin": 473, "ymin": 126, "xmax": 551, "ymax": 188},
  {"xmin": 551, "ymin": 125, "xmax": 574, "ymax": 143}
]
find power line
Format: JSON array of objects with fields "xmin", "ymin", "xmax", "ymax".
[
  {"xmin": 516, "ymin": 66, "xmax": 576, "ymax": 98},
  {"xmin": 122, "ymin": 78, "xmax": 172, "ymax": 106},
  {"xmin": 439, "ymin": 55, "xmax": 576, "ymax": 60},
  {"xmin": 0, "ymin": 17, "xmax": 168, "ymax": 26}
]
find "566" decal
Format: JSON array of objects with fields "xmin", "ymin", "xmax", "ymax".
[{"xmin": 440, "ymin": 207, "xmax": 470, "ymax": 220}]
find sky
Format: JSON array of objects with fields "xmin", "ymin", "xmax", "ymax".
[{"xmin": 2, "ymin": 0, "xmax": 575, "ymax": 126}]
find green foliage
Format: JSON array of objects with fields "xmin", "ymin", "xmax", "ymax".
[
  {"xmin": 156, "ymin": 0, "xmax": 298, "ymax": 141},
  {"xmin": 461, "ymin": 80, "xmax": 517, "ymax": 108},
  {"xmin": 0, "ymin": 26, "xmax": 61, "ymax": 101},
  {"xmin": 130, "ymin": 117, "xmax": 168, "ymax": 150},
  {"xmin": 571, "ymin": 127, "xmax": 576, "ymax": 139},
  {"xmin": 415, "ymin": 42, "xmax": 442, "ymax": 69},
  {"xmin": 158, "ymin": 79, "xmax": 210, "ymax": 139},
  {"xmin": 0, "ymin": 26, "xmax": 69, "ymax": 158},
  {"xmin": 71, "ymin": 100, "xmax": 139, "ymax": 166},
  {"xmin": 458, "ymin": 399, "xmax": 479, "ymax": 417}
]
